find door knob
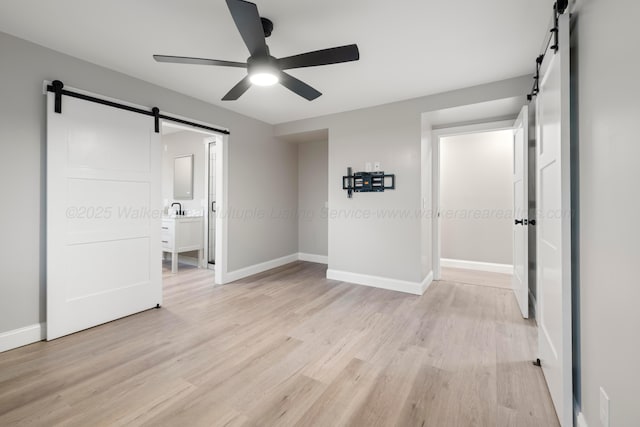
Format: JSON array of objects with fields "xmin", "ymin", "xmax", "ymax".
[{"xmin": 515, "ymin": 219, "xmax": 524, "ymax": 225}]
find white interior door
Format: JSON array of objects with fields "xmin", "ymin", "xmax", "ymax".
[
  {"xmin": 535, "ymin": 13, "xmax": 572, "ymax": 427},
  {"xmin": 47, "ymin": 89, "xmax": 162, "ymax": 340},
  {"xmin": 512, "ymin": 105, "xmax": 529, "ymax": 319}
]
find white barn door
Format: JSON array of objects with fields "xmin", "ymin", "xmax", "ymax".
[
  {"xmin": 46, "ymin": 88, "xmax": 162, "ymax": 340},
  {"xmin": 512, "ymin": 105, "xmax": 529, "ymax": 319},
  {"xmin": 536, "ymin": 13, "xmax": 572, "ymax": 427}
]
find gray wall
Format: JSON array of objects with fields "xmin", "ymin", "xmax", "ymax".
[
  {"xmin": 573, "ymin": 1, "xmax": 640, "ymax": 425},
  {"xmin": 276, "ymin": 76, "xmax": 530, "ymax": 284},
  {"xmin": 440, "ymin": 130, "xmax": 513, "ymax": 265},
  {"xmin": 298, "ymin": 141, "xmax": 328, "ymax": 257},
  {"xmin": 327, "ymin": 107, "xmax": 424, "ymax": 282},
  {"xmin": 162, "ymin": 130, "xmax": 207, "ymax": 214},
  {"xmin": 0, "ymin": 31, "xmax": 298, "ymax": 334}
]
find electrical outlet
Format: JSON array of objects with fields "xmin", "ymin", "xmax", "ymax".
[
  {"xmin": 600, "ymin": 387, "xmax": 610, "ymax": 427},
  {"xmin": 365, "ymin": 162, "xmax": 372, "ymax": 172},
  {"xmin": 374, "ymin": 162, "xmax": 381, "ymax": 171}
]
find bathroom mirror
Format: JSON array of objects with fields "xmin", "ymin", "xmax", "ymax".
[{"xmin": 174, "ymin": 154, "xmax": 194, "ymax": 200}]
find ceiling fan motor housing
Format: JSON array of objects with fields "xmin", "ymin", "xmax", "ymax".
[
  {"xmin": 247, "ymin": 55, "xmax": 279, "ymax": 75},
  {"xmin": 261, "ymin": 18, "xmax": 273, "ymax": 38}
]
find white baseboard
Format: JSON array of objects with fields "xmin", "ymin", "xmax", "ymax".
[
  {"xmin": 225, "ymin": 253, "xmax": 434, "ymax": 297},
  {"xmin": 419, "ymin": 271, "xmax": 434, "ymax": 294},
  {"xmin": 298, "ymin": 253, "xmax": 328, "ymax": 264},
  {"xmin": 0, "ymin": 323, "xmax": 45, "ymax": 353},
  {"xmin": 441, "ymin": 258, "xmax": 513, "ymax": 275},
  {"xmin": 326, "ymin": 269, "xmax": 433, "ymax": 296},
  {"xmin": 225, "ymin": 253, "xmax": 299, "ymax": 283}
]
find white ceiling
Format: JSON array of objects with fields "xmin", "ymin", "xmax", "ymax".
[{"xmin": 0, "ymin": 0, "xmax": 552, "ymax": 124}]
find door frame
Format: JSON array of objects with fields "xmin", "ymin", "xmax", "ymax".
[
  {"xmin": 203, "ymin": 137, "xmax": 216, "ymax": 271},
  {"xmin": 431, "ymin": 119, "xmax": 516, "ymax": 280},
  {"xmin": 203, "ymin": 134, "xmax": 228, "ymax": 285},
  {"xmin": 159, "ymin": 117, "xmax": 229, "ymax": 286},
  {"xmin": 512, "ymin": 105, "xmax": 530, "ymax": 318}
]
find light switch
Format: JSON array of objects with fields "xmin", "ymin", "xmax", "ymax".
[{"xmin": 365, "ymin": 162, "xmax": 372, "ymax": 172}]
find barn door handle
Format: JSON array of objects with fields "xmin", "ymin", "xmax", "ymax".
[{"xmin": 211, "ymin": 201, "xmax": 216, "ymax": 213}]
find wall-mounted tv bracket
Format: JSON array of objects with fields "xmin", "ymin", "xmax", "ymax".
[{"xmin": 342, "ymin": 167, "xmax": 395, "ymax": 198}]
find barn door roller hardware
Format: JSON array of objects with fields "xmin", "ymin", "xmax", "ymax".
[
  {"xmin": 527, "ymin": 55, "xmax": 545, "ymax": 101},
  {"xmin": 342, "ymin": 167, "xmax": 395, "ymax": 199},
  {"xmin": 526, "ymin": 0, "xmax": 568, "ymax": 101},
  {"xmin": 45, "ymin": 80, "xmax": 230, "ymax": 135}
]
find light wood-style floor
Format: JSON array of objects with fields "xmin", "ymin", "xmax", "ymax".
[
  {"xmin": 441, "ymin": 267, "xmax": 513, "ymax": 289},
  {"xmin": 0, "ymin": 261, "xmax": 558, "ymax": 426}
]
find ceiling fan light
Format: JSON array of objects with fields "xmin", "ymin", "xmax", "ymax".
[{"xmin": 249, "ymin": 72, "xmax": 279, "ymax": 86}]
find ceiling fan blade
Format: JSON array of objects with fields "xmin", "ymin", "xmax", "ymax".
[
  {"xmin": 153, "ymin": 55, "xmax": 247, "ymax": 68},
  {"xmin": 279, "ymin": 72, "xmax": 322, "ymax": 101},
  {"xmin": 225, "ymin": 0, "xmax": 268, "ymax": 57},
  {"xmin": 222, "ymin": 76, "xmax": 252, "ymax": 101},
  {"xmin": 278, "ymin": 44, "xmax": 360, "ymax": 70}
]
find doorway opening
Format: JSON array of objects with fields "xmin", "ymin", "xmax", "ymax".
[
  {"xmin": 432, "ymin": 120, "xmax": 519, "ymax": 281},
  {"xmin": 160, "ymin": 120, "xmax": 227, "ymax": 285}
]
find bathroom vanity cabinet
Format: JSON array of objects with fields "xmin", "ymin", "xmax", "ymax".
[{"xmin": 162, "ymin": 216, "xmax": 204, "ymax": 273}]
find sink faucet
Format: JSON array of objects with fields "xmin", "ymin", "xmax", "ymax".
[{"xmin": 171, "ymin": 202, "xmax": 183, "ymax": 216}]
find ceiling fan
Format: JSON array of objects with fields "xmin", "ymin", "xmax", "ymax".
[{"xmin": 153, "ymin": 0, "xmax": 360, "ymax": 101}]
